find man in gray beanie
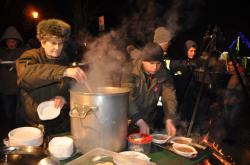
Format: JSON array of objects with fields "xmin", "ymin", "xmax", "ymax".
[
  {"xmin": 122, "ymin": 42, "xmax": 177, "ymax": 136},
  {"xmin": 153, "ymin": 26, "xmax": 172, "ymax": 55}
]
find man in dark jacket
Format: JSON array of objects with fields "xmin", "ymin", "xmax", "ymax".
[
  {"xmin": 0, "ymin": 26, "xmax": 25, "ymax": 129},
  {"xmin": 16, "ymin": 19, "xmax": 86, "ymax": 135},
  {"xmin": 121, "ymin": 42, "xmax": 177, "ymax": 136}
]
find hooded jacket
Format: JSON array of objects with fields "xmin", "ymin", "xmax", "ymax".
[
  {"xmin": 121, "ymin": 59, "xmax": 177, "ymax": 124},
  {"xmin": 184, "ymin": 40, "xmax": 197, "ymax": 56},
  {"xmin": 0, "ymin": 26, "xmax": 24, "ymax": 94},
  {"xmin": 0, "ymin": 26, "xmax": 23, "ymax": 44},
  {"xmin": 16, "ymin": 48, "xmax": 71, "ymax": 134}
]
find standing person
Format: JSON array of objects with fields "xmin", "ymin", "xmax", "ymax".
[
  {"xmin": 174, "ymin": 40, "xmax": 198, "ymax": 117},
  {"xmin": 16, "ymin": 19, "xmax": 87, "ymax": 135},
  {"xmin": 0, "ymin": 26, "xmax": 25, "ymax": 130},
  {"xmin": 153, "ymin": 26, "xmax": 171, "ymax": 56},
  {"xmin": 222, "ymin": 60, "xmax": 246, "ymax": 143},
  {"xmin": 121, "ymin": 42, "xmax": 177, "ymax": 136}
]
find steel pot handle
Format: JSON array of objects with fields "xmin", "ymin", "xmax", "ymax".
[
  {"xmin": 70, "ymin": 104, "xmax": 98, "ymax": 119},
  {"xmin": 79, "ymin": 105, "xmax": 97, "ymax": 119}
]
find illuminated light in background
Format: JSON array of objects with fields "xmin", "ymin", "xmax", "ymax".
[{"xmin": 32, "ymin": 11, "xmax": 39, "ymax": 19}]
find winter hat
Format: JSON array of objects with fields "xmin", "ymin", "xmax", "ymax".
[
  {"xmin": 142, "ymin": 42, "xmax": 164, "ymax": 62},
  {"xmin": 153, "ymin": 27, "xmax": 171, "ymax": 44},
  {"xmin": 184, "ymin": 40, "xmax": 197, "ymax": 53},
  {"xmin": 37, "ymin": 19, "xmax": 71, "ymax": 41}
]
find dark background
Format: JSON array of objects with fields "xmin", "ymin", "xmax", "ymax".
[{"xmin": 1, "ymin": 0, "xmax": 249, "ymax": 57}]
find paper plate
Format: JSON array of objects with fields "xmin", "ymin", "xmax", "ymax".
[
  {"xmin": 119, "ymin": 151, "xmax": 150, "ymax": 162},
  {"xmin": 37, "ymin": 101, "xmax": 61, "ymax": 120}
]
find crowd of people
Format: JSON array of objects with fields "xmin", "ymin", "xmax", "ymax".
[{"xmin": 0, "ymin": 19, "xmax": 248, "ymax": 145}]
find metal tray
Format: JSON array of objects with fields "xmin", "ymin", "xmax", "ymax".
[
  {"xmin": 152, "ymin": 142, "xmax": 209, "ymax": 160},
  {"xmin": 0, "ymin": 146, "xmax": 50, "ymax": 165}
]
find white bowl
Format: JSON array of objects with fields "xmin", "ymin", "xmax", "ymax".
[
  {"xmin": 48, "ymin": 136, "xmax": 74, "ymax": 160},
  {"xmin": 170, "ymin": 136, "xmax": 192, "ymax": 145},
  {"xmin": 119, "ymin": 151, "xmax": 150, "ymax": 162},
  {"xmin": 152, "ymin": 134, "xmax": 170, "ymax": 144},
  {"xmin": 8, "ymin": 127, "xmax": 43, "ymax": 146},
  {"xmin": 37, "ymin": 100, "xmax": 61, "ymax": 120},
  {"xmin": 172, "ymin": 143, "xmax": 197, "ymax": 158}
]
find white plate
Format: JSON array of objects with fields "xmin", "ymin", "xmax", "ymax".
[
  {"xmin": 169, "ymin": 136, "xmax": 192, "ymax": 145},
  {"xmin": 119, "ymin": 151, "xmax": 150, "ymax": 162},
  {"xmin": 8, "ymin": 127, "xmax": 43, "ymax": 147},
  {"xmin": 172, "ymin": 143, "xmax": 197, "ymax": 158},
  {"xmin": 48, "ymin": 136, "xmax": 74, "ymax": 160},
  {"xmin": 37, "ymin": 101, "xmax": 61, "ymax": 120},
  {"xmin": 152, "ymin": 134, "xmax": 170, "ymax": 144}
]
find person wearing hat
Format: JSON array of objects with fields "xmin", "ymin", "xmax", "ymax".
[
  {"xmin": 153, "ymin": 26, "xmax": 171, "ymax": 55},
  {"xmin": 173, "ymin": 40, "xmax": 199, "ymax": 121},
  {"xmin": 16, "ymin": 19, "xmax": 87, "ymax": 135},
  {"xmin": 0, "ymin": 26, "xmax": 25, "ymax": 130},
  {"xmin": 121, "ymin": 42, "xmax": 177, "ymax": 136}
]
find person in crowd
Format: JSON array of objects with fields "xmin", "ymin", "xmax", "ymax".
[
  {"xmin": 169, "ymin": 40, "xmax": 199, "ymax": 124},
  {"xmin": 16, "ymin": 19, "xmax": 87, "ymax": 135},
  {"xmin": 0, "ymin": 26, "xmax": 25, "ymax": 129},
  {"xmin": 121, "ymin": 42, "xmax": 177, "ymax": 136},
  {"xmin": 126, "ymin": 44, "xmax": 142, "ymax": 60},
  {"xmin": 222, "ymin": 59, "xmax": 246, "ymax": 143},
  {"xmin": 153, "ymin": 26, "xmax": 171, "ymax": 56},
  {"xmin": 168, "ymin": 39, "xmax": 218, "ymax": 135}
]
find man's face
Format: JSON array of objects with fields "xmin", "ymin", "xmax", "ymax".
[
  {"xmin": 159, "ymin": 42, "xmax": 169, "ymax": 52},
  {"xmin": 142, "ymin": 61, "xmax": 162, "ymax": 75},
  {"xmin": 6, "ymin": 39, "xmax": 18, "ymax": 49},
  {"xmin": 41, "ymin": 37, "xmax": 64, "ymax": 58},
  {"xmin": 187, "ymin": 47, "xmax": 197, "ymax": 59}
]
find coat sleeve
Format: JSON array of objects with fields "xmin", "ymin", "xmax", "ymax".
[
  {"xmin": 16, "ymin": 51, "xmax": 68, "ymax": 91},
  {"xmin": 120, "ymin": 63, "xmax": 142, "ymax": 122},
  {"xmin": 161, "ymin": 71, "xmax": 177, "ymax": 120}
]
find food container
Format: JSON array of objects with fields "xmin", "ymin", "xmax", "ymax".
[
  {"xmin": 169, "ymin": 136, "xmax": 192, "ymax": 145},
  {"xmin": 66, "ymin": 148, "xmax": 151, "ymax": 165},
  {"xmin": 172, "ymin": 143, "xmax": 197, "ymax": 158},
  {"xmin": 119, "ymin": 151, "xmax": 151, "ymax": 162},
  {"xmin": 8, "ymin": 127, "xmax": 43, "ymax": 147},
  {"xmin": 128, "ymin": 133, "xmax": 152, "ymax": 154},
  {"xmin": 152, "ymin": 134, "xmax": 170, "ymax": 144}
]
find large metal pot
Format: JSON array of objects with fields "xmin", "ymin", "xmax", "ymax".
[{"xmin": 69, "ymin": 87, "xmax": 129, "ymax": 153}]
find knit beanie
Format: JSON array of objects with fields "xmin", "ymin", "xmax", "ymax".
[
  {"xmin": 142, "ymin": 42, "xmax": 164, "ymax": 62},
  {"xmin": 153, "ymin": 27, "xmax": 171, "ymax": 44}
]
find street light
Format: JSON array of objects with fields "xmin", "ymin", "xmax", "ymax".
[{"xmin": 32, "ymin": 11, "xmax": 39, "ymax": 19}]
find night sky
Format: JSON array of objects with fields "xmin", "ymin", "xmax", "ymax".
[{"xmin": 1, "ymin": 0, "xmax": 249, "ymax": 56}]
